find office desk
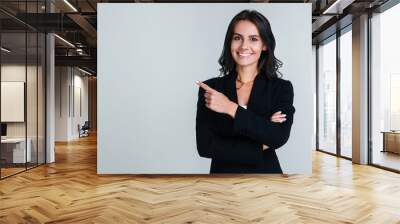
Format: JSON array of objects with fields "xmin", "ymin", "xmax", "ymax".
[
  {"xmin": 1, "ymin": 138, "xmax": 32, "ymax": 163},
  {"xmin": 381, "ymin": 131, "xmax": 400, "ymax": 154}
]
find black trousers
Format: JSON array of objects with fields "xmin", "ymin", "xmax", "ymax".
[{"xmin": 210, "ymin": 149, "xmax": 283, "ymax": 174}]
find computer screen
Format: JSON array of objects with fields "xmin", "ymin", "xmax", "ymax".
[{"xmin": 1, "ymin": 123, "xmax": 7, "ymax": 137}]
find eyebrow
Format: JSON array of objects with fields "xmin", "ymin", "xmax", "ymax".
[{"xmin": 233, "ymin": 33, "xmax": 260, "ymax": 38}]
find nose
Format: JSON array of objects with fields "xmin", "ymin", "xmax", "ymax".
[{"xmin": 239, "ymin": 39, "xmax": 250, "ymax": 50}]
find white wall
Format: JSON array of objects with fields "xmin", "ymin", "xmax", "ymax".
[
  {"xmin": 1, "ymin": 65, "xmax": 40, "ymax": 138},
  {"xmin": 98, "ymin": 3, "xmax": 313, "ymax": 174},
  {"xmin": 1, "ymin": 64, "xmax": 46, "ymax": 163},
  {"xmin": 1, "ymin": 65, "xmax": 26, "ymax": 127},
  {"xmin": 55, "ymin": 67, "xmax": 69, "ymax": 141},
  {"xmin": 55, "ymin": 67, "xmax": 89, "ymax": 141},
  {"xmin": 72, "ymin": 72, "xmax": 89, "ymax": 138}
]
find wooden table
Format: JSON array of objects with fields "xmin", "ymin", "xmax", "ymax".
[{"xmin": 381, "ymin": 131, "xmax": 400, "ymax": 154}]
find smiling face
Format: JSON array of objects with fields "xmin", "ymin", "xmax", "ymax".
[{"xmin": 230, "ymin": 20, "xmax": 267, "ymax": 70}]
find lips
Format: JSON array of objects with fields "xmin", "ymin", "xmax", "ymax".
[{"xmin": 237, "ymin": 52, "xmax": 253, "ymax": 57}]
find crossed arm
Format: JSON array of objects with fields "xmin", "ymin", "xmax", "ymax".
[{"xmin": 195, "ymin": 80, "xmax": 295, "ymax": 165}]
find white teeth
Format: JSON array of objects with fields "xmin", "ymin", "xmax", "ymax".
[{"xmin": 238, "ymin": 53, "xmax": 252, "ymax": 57}]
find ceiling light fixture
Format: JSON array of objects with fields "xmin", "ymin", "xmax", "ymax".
[
  {"xmin": 1, "ymin": 47, "xmax": 11, "ymax": 53},
  {"xmin": 322, "ymin": 0, "xmax": 356, "ymax": 15},
  {"xmin": 54, "ymin": 34, "xmax": 75, "ymax": 48},
  {"xmin": 63, "ymin": 0, "xmax": 78, "ymax": 12},
  {"xmin": 78, "ymin": 67, "xmax": 93, "ymax": 76}
]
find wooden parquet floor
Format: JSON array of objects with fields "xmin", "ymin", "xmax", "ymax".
[{"xmin": 1, "ymin": 134, "xmax": 400, "ymax": 223}]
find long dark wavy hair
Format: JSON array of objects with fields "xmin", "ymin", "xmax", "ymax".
[{"xmin": 218, "ymin": 10, "xmax": 283, "ymax": 79}]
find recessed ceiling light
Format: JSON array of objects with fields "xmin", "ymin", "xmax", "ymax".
[
  {"xmin": 63, "ymin": 0, "xmax": 78, "ymax": 12},
  {"xmin": 78, "ymin": 67, "xmax": 93, "ymax": 76},
  {"xmin": 322, "ymin": 0, "xmax": 353, "ymax": 15},
  {"xmin": 54, "ymin": 34, "xmax": 75, "ymax": 48},
  {"xmin": 1, "ymin": 47, "xmax": 11, "ymax": 53}
]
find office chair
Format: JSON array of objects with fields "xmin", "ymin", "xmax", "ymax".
[{"xmin": 79, "ymin": 121, "xmax": 90, "ymax": 138}]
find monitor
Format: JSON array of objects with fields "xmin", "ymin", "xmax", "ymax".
[{"xmin": 1, "ymin": 123, "xmax": 7, "ymax": 137}]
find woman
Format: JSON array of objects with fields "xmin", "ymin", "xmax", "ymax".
[{"xmin": 195, "ymin": 9, "xmax": 295, "ymax": 173}]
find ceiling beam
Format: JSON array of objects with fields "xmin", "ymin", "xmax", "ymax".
[
  {"xmin": 55, "ymin": 55, "xmax": 96, "ymax": 69},
  {"xmin": 67, "ymin": 13, "xmax": 97, "ymax": 41}
]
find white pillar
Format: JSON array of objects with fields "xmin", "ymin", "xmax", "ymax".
[
  {"xmin": 352, "ymin": 14, "xmax": 369, "ymax": 164},
  {"xmin": 46, "ymin": 1, "xmax": 55, "ymax": 163}
]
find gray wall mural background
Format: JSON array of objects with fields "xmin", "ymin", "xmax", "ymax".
[{"xmin": 98, "ymin": 3, "xmax": 313, "ymax": 174}]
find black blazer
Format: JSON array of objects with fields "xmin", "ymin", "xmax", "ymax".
[{"xmin": 196, "ymin": 72, "xmax": 295, "ymax": 174}]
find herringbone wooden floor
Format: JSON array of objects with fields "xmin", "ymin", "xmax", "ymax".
[{"xmin": 1, "ymin": 134, "xmax": 400, "ymax": 224}]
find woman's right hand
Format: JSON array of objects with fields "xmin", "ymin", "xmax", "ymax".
[
  {"xmin": 262, "ymin": 111, "xmax": 287, "ymax": 150},
  {"xmin": 270, "ymin": 111, "xmax": 286, "ymax": 123}
]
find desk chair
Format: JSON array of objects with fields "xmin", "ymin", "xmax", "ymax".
[{"xmin": 78, "ymin": 121, "xmax": 90, "ymax": 138}]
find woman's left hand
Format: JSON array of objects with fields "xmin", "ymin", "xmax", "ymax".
[{"xmin": 197, "ymin": 81, "xmax": 238, "ymax": 117}]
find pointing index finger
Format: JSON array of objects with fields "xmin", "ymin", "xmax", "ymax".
[{"xmin": 196, "ymin": 81, "xmax": 215, "ymax": 93}]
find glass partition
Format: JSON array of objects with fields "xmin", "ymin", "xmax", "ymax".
[
  {"xmin": 0, "ymin": 1, "xmax": 46, "ymax": 179},
  {"xmin": 317, "ymin": 36, "xmax": 337, "ymax": 155},
  {"xmin": 38, "ymin": 32, "xmax": 45, "ymax": 165},
  {"xmin": 339, "ymin": 28, "xmax": 352, "ymax": 158},
  {"xmin": 1, "ymin": 31, "xmax": 28, "ymax": 177},
  {"xmin": 26, "ymin": 0, "xmax": 42, "ymax": 170},
  {"xmin": 371, "ymin": 4, "xmax": 400, "ymax": 171},
  {"xmin": 27, "ymin": 31, "xmax": 38, "ymax": 169}
]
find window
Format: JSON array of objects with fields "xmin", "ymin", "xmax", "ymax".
[
  {"xmin": 339, "ymin": 28, "xmax": 352, "ymax": 158},
  {"xmin": 371, "ymin": 3, "xmax": 400, "ymax": 171},
  {"xmin": 318, "ymin": 36, "xmax": 337, "ymax": 155}
]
